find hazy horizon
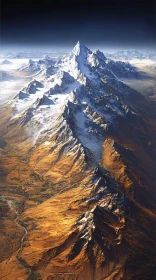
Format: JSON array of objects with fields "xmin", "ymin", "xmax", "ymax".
[
  {"xmin": 1, "ymin": 0, "xmax": 155, "ymax": 53},
  {"xmin": 0, "ymin": 42, "xmax": 156, "ymax": 55}
]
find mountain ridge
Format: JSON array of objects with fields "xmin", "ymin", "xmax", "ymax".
[{"xmin": 0, "ymin": 42, "xmax": 156, "ymax": 280}]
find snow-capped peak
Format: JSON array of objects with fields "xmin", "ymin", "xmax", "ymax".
[
  {"xmin": 59, "ymin": 41, "xmax": 96, "ymax": 81},
  {"xmin": 72, "ymin": 41, "xmax": 92, "ymax": 57},
  {"xmin": 43, "ymin": 54, "xmax": 52, "ymax": 60}
]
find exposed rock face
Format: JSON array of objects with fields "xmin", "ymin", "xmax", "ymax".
[
  {"xmin": 0, "ymin": 42, "xmax": 156, "ymax": 280},
  {"xmin": 107, "ymin": 60, "xmax": 141, "ymax": 79}
]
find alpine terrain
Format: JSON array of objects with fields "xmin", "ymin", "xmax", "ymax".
[{"xmin": 0, "ymin": 42, "xmax": 156, "ymax": 280}]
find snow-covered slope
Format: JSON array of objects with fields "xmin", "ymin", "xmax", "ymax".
[
  {"xmin": 9, "ymin": 41, "xmax": 148, "ymax": 166},
  {"xmin": 1, "ymin": 42, "xmax": 156, "ymax": 280},
  {"xmin": 18, "ymin": 56, "xmax": 58, "ymax": 77},
  {"xmin": 106, "ymin": 49, "xmax": 156, "ymax": 61}
]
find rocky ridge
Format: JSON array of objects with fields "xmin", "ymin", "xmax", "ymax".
[{"xmin": 0, "ymin": 41, "xmax": 156, "ymax": 280}]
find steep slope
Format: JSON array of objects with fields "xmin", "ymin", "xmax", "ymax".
[{"xmin": 0, "ymin": 42, "xmax": 156, "ymax": 280}]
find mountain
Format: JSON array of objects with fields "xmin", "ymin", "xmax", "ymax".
[
  {"xmin": 0, "ymin": 70, "xmax": 14, "ymax": 81},
  {"xmin": 0, "ymin": 42, "xmax": 156, "ymax": 280},
  {"xmin": 1, "ymin": 59, "xmax": 12, "ymax": 65},
  {"xmin": 106, "ymin": 59, "xmax": 142, "ymax": 78},
  {"xmin": 18, "ymin": 57, "xmax": 57, "ymax": 75},
  {"xmin": 0, "ymin": 51, "xmax": 68, "ymax": 59},
  {"xmin": 107, "ymin": 49, "xmax": 156, "ymax": 61},
  {"xmin": 18, "ymin": 59, "xmax": 41, "ymax": 73}
]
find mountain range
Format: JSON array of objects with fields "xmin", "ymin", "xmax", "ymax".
[
  {"xmin": 106, "ymin": 49, "xmax": 156, "ymax": 61},
  {"xmin": 0, "ymin": 41, "xmax": 156, "ymax": 280}
]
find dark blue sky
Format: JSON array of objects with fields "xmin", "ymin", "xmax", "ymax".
[{"xmin": 0, "ymin": 0, "xmax": 155, "ymax": 51}]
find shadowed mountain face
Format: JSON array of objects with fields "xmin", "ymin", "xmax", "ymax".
[{"xmin": 0, "ymin": 42, "xmax": 156, "ymax": 280}]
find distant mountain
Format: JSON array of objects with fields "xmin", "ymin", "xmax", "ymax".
[
  {"xmin": 18, "ymin": 59, "xmax": 41, "ymax": 73},
  {"xmin": 18, "ymin": 57, "xmax": 57, "ymax": 75},
  {"xmin": 0, "ymin": 41, "xmax": 156, "ymax": 280},
  {"xmin": 106, "ymin": 49, "xmax": 156, "ymax": 61},
  {"xmin": 0, "ymin": 70, "xmax": 14, "ymax": 81},
  {"xmin": 1, "ymin": 59, "xmax": 12, "ymax": 65},
  {"xmin": 0, "ymin": 51, "xmax": 68, "ymax": 59}
]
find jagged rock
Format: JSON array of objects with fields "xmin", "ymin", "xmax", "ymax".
[
  {"xmin": 18, "ymin": 91, "xmax": 29, "ymax": 99},
  {"xmin": 0, "ymin": 41, "xmax": 156, "ymax": 280}
]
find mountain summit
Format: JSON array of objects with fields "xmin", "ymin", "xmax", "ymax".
[{"xmin": 72, "ymin": 40, "xmax": 92, "ymax": 56}]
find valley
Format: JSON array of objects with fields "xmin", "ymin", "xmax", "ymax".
[{"xmin": 0, "ymin": 42, "xmax": 156, "ymax": 280}]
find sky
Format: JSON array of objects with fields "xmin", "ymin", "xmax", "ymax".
[{"xmin": 0, "ymin": 0, "xmax": 156, "ymax": 52}]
